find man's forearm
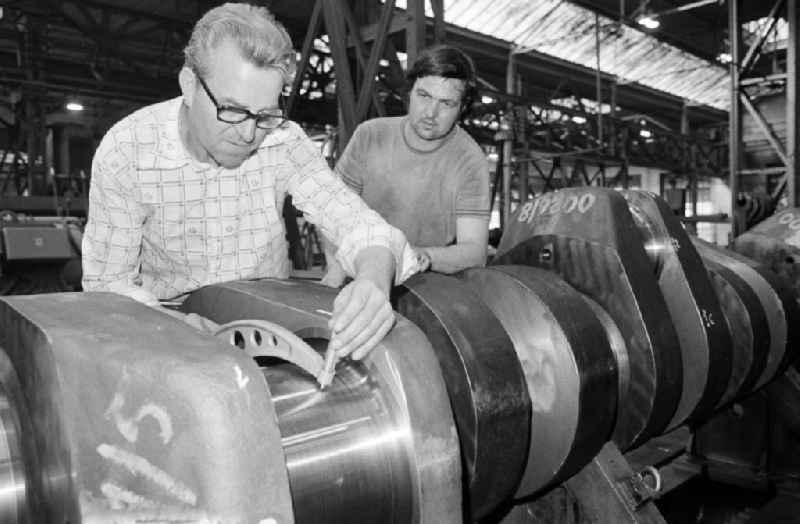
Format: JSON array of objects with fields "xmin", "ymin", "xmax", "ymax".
[
  {"xmin": 353, "ymin": 246, "xmax": 395, "ymax": 295},
  {"xmin": 422, "ymin": 242, "xmax": 487, "ymax": 274}
]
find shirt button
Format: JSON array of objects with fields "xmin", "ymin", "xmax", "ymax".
[
  {"xmin": 226, "ymin": 226, "xmax": 233, "ymax": 232},
  {"xmin": 189, "ymin": 227, "xmax": 197, "ymax": 234}
]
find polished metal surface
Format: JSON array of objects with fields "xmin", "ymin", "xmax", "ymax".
[
  {"xmin": 702, "ymin": 264, "xmax": 760, "ymax": 403},
  {"xmin": 623, "ymin": 190, "xmax": 732, "ymax": 429},
  {"xmin": 0, "ymin": 351, "xmax": 27, "ymax": 524},
  {"xmin": 396, "ymin": 273, "xmax": 530, "ymax": 518},
  {"xmin": 580, "ymin": 295, "xmax": 630, "ymax": 418},
  {"xmin": 460, "ymin": 266, "xmax": 617, "ymax": 498},
  {"xmin": 0, "ymin": 292, "xmax": 291, "ymax": 523},
  {"xmin": 495, "ymin": 188, "xmax": 682, "ymax": 450},
  {"xmin": 185, "ymin": 279, "xmax": 462, "ymax": 524},
  {"xmin": 693, "ymin": 238, "xmax": 771, "ymax": 401},
  {"xmin": 733, "ymin": 207, "xmax": 800, "ymax": 298},
  {"xmin": 267, "ymin": 355, "xmax": 412, "ymax": 524},
  {"xmin": 712, "ymin": 246, "xmax": 790, "ymax": 390},
  {"xmin": 731, "ymin": 209, "xmax": 800, "ymax": 375}
]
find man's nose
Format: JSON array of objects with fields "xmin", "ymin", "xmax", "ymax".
[
  {"xmin": 237, "ymin": 118, "xmax": 258, "ymax": 143},
  {"xmin": 424, "ymin": 101, "xmax": 438, "ymax": 118}
]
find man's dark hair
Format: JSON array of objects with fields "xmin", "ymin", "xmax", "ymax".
[{"xmin": 406, "ymin": 45, "xmax": 478, "ymax": 116}]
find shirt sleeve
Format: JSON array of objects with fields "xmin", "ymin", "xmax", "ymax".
[
  {"xmin": 81, "ymin": 131, "xmax": 152, "ymax": 300},
  {"xmin": 282, "ymin": 125, "xmax": 418, "ymax": 284},
  {"xmin": 333, "ymin": 124, "xmax": 367, "ymax": 195},
  {"xmin": 456, "ymin": 146, "xmax": 491, "ymax": 218}
]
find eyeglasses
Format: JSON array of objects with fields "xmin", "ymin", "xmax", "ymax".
[{"xmin": 195, "ymin": 72, "xmax": 287, "ymax": 130}]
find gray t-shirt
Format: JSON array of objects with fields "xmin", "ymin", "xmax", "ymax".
[{"xmin": 335, "ymin": 116, "xmax": 490, "ymax": 248}]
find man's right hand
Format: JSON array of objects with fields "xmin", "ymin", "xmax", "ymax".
[{"xmin": 157, "ymin": 306, "xmax": 220, "ymax": 334}]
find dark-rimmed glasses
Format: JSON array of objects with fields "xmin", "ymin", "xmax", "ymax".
[{"xmin": 195, "ymin": 72, "xmax": 287, "ymax": 130}]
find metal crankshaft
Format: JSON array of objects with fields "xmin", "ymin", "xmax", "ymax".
[{"xmin": 0, "ymin": 189, "xmax": 795, "ymax": 523}]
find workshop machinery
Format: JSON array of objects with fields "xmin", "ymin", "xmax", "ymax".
[
  {"xmin": 0, "ymin": 212, "xmax": 83, "ymax": 295},
  {"xmin": 0, "ymin": 187, "xmax": 796, "ymax": 523}
]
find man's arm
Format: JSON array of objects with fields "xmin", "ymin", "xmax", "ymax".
[
  {"xmin": 419, "ymin": 215, "xmax": 489, "ymax": 274},
  {"xmin": 327, "ymin": 246, "xmax": 395, "ymax": 360},
  {"xmin": 281, "ymin": 126, "xmax": 416, "ymax": 360},
  {"xmin": 321, "ymin": 123, "xmax": 367, "ymax": 288},
  {"xmin": 321, "ymin": 234, "xmax": 348, "ymax": 288}
]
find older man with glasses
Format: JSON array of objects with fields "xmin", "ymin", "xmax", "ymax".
[{"xmin": 82, "ymin": 2, "xmax": 418, "ymax": 362}]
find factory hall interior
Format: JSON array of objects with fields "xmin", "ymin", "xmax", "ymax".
[{"xmin": 6, "ymin": 0, "xmax": 800, "ymax": 522}]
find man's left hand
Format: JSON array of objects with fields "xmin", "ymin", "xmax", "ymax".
[{"xmin": 329, "ymin": 277, "xmax": 395, "ymax": 361}]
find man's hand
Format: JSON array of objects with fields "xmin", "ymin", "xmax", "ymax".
[
  {"xmin": 329, "ymin": 278, "xmax": 395, "ymax": 360},
  {"xmin": 158, "ymin": 307, "xmax": 220, "ymax": 334},
  {"xmin": 328, "ymin": 245, "xmax": 396, "ymax": 361}
]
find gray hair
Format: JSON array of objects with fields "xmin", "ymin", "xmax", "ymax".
[{"xmin": 183, "ymin": 2, "xmax": 296, "ymax": 84}]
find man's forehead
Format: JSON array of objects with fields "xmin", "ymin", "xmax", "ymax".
[{"xmin": 413, "ymin": 76, "xmax": 465, "ymax": 98}]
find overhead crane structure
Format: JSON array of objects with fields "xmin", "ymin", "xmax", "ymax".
[
  {"xmin": 728, "ymin": 0, "xmax": 800, "ymax": 234},
  {"xmin": 0, "ymin": 1, "xmax": 742, "ymax": 219}
]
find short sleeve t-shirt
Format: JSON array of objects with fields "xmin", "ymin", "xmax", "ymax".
[{"xmin": 335, "ymin": 116, "xmax": 490, "ymax": 248}]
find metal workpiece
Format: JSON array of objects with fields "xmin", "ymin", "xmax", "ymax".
[
  {"xmin": 183, "ymin": 278, "xmax": 462, "ymax": 524},
  {"xmin": 395, "ymin": 272, "xmax": 531, "ymax": 520},
  {"xmin": 0, "ymin": 292, "xmax": 293, "ymax": 523},
  {"xmin": 724, "ymin": 238, "xmax": 799, "ymax": 387},
  {"xmin": 733, "ymin": 207, "xmax": 800, "ymax": 298},
  {"xmin": 459, "ymin": 265, "xmax": 618, "ymax": 498},
  {"xmin": 494, "ymin": 188, "xmax": 683, "ymax": 450},
  {"xmin": 622, "ymin": 190, "xmax": 732, "ymax": 429},
  {"xmin": 580, "ymin": 295, "xmax": 630, "ymax": 424},
  {"xmin": 0, "ymin": 349, "xmax": 29, "ymax": 523},
  {"xmin": 731, "ymin": 209, "xmax": 800, "ymax": 373},
  {"xmin": 692, "ymin": 238, "xmax": 773, "ymax": 401}
]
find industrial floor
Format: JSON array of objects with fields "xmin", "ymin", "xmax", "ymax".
[{"xmin": 658, "ymin": 477, "xmax": 800, "ymax": 524}]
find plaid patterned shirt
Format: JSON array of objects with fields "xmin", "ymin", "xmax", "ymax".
[{"xmin": 82, "ymin": 97, "xmax": 415, "ymax": 300}]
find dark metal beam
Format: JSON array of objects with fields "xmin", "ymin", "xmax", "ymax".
[
  {"xmin": 354, "ymin": 0, "xmax": 394, "ymax": 122},
  {"xmin": 740, "ymin": 0, "xmax": 785, "ymax": 76},
  {"xmin": 729, "ymin": 0, "xmax": 742, "ymax": 237},
  {"xmin": 339, "ymin": 0, "xmax": 386, "ymax": 119},
  {"xmin": 406, "ymin": 0, "xmax": 425, "ymax": 66},
  {"xmin": 740, "ymin": 91, "xmax": 788, "ymax": 165},
  {"xmin": 788, "ymin": 0, "xmax": 800, "ymax": 206},
  {"xmin": 431, "ymin": 0, "xmax": 444, "ymax": 44},
  {"xmin": 321, "ymin": 0, "xmax": 357, "ymax": 146},
  {"xmin": 287, "ymin": 0, "xmax": 322, "ymax": 118}
]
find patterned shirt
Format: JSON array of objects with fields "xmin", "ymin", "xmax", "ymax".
[{"xmin": 82, "ymin": 97, "xmax": 415, "ymax": 300}]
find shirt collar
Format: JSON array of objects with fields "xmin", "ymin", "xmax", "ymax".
[{"xmin": 151, "ymin": 97, "xmax": 192, "ymax": 169}]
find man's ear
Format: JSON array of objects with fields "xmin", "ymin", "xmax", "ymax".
[{"xmin": 179, "ymin": 67, "xmax": 196, "ymax": 107}]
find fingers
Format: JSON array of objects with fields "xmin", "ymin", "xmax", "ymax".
[
  {"xmin": 158, "ymin": 308, "xmax": 219, "ymax": 334},
  {"xmin": 185, "ymin": 313, "xmax": 220, "ymax": 333},
  {"xmin": 351, "ymin": 312, "xmax": 395, "ymax": 361},
  {"xmin": 330, "ymin": 279, "xmax": 393, "ymax": 360},
  {"xmin": 336, "ymin": 299, "xmax": 393, "ymax": 359},
  {"xmin": 330, "ymin": 282, "xmax": 360, "ymax": 335}
]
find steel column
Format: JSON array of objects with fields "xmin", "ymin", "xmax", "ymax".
[
  {"xmin": 286, "ymin": 0, "xmax": 322, "ymax": 118},
  {"xmin": 728, "ymin": 0, "xmax": 742, "ymax": 237},
  {"xmin": 502, "ymin": 50, "xmax": 515, "ymax": 226},
  {"xmin": 788, "ymin": 0, "xmax": 800, "ymax": 206},
  {"xmin": 406, "ymin": 0, "xmax": 426, "ymax": 67},
  {"xmin": 322, "ymin": 0, "xmax": 358, "ymax": 148},
  {"xmin": 431, "ymin": 0, "xmax": 445, "ymax": 44}
]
